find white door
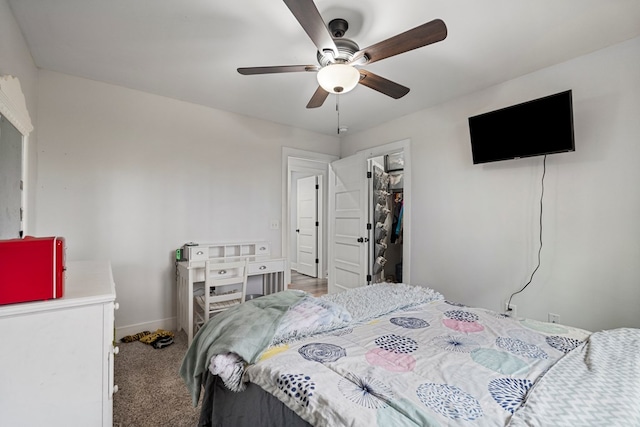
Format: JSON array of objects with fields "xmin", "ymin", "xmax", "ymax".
[
  {"xmin": 328, "ymin": 153, "xmax": 368, "ymax": 294},
  {"xmin": 296, "ymin": 175, "xmax": 318, "ymax": 277}
]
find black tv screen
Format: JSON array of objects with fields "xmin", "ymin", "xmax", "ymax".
[{"xmin": 468, "ymin": 90, "xmax": 575, "ymax": 164}]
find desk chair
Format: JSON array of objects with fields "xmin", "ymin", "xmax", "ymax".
[{"xmin": 194, "ymin": 259, "xmax": 248, "ymax": 333}]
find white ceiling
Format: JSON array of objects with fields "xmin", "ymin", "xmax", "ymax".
[{"xmin": 8, "ymin": 0, "xmax": 640, "ymax": 136}]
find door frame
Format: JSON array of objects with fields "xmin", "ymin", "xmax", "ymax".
[{"xmin": 282, "ymin": 147, "xmax": 339, "ymax": 287}]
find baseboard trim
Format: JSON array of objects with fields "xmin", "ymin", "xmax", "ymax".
[{"xmin": 116, "ymin": 317, "xmax": 177, "ymax": 341}]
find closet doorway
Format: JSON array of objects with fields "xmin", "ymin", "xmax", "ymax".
[{"xmin": 369, "ymin": 153, "xmax": 405, "ymax": 284}]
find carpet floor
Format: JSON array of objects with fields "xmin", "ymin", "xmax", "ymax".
[{"xmin": 113, "ymin": 330, "xmax": 200, "ymax": 427}]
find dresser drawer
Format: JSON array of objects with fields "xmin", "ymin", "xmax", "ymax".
[{"xmin": 248, "ymin": 259, "xmax": 284, "ymax": 275}]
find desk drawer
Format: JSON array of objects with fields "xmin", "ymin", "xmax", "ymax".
[
  {"xmin": 255, "ymin": 244, "xmax": 270, "ymax": 256},
  {"xmin": 184, "ymin": 246, "xmax": 209, "ymax": 262},
  {"xmin": 248, "ymin": 259, "xmax": 284, "ymax": 275},
  {"xmin": 210, "ymin": 265, "xmax": 244, "ymax": 280}
]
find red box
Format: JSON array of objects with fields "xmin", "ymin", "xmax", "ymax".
[{"xmin": 0, "ymin": 236, "xmax": 65, "ymax": 305}]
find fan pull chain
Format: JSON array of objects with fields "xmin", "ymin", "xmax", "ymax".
[
  {"xmin": 336, "ymin": 95, "xmax": 348, "ymax": 134},
  {"xmin": 336, "ymin": 95, "xmax": 340, "ymax": 135}
]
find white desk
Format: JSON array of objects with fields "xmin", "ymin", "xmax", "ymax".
[{"xmin": 175, "ymin": 241, "xmax": 286, "ymax": 344}]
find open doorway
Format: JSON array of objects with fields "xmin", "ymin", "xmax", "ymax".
[
  {"xmin": 294, "ymin": 174, "xmax": 319, "ymax": 278},
  {"xmin": 289, "ymin": 270, "xmax": 327, "ymax": 297},
  {"xmin": 282, "ymin": 148, "xmax": 339, "ymax": 296}
]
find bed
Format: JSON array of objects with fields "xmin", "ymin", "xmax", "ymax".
[{"xmin": 180, "ymin": 283, "xmax": 640, "ymax": 427}]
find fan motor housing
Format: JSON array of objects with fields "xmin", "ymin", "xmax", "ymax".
[
  {"xmin": 317, "ymin": 37, "xmax": 359, "ymax": 66},
  {"xmin": 316, "ymin": 18, "xmax": 360, "ymax": 66}
]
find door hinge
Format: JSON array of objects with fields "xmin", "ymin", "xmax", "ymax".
[
  {"xmin": 315, "ymin": 184, "xmax": 319, "ymax": 190},
  {"xmin": 315, "ymin": 259, "xmax": 319, "ymax": 264},
  {"xmin": 367, "ymin": 171, "xmax": 372, "ymax": 179},
  {"xmin": 315, "ymin": 221, "xmax": 319, "ymax": 227},
  {"xmin": 20, "ymin": 180, "xmax": 23, "ymax": 190},
  {"xmin": 367, "ymin": 223, "xmax": 372, "ymax": 230},
  {"xmin": 367, "ymin": 274, "xmax": 372, "ymax": 282}
]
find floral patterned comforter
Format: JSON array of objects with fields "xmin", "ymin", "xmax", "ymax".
[{"xmin": 245, "ymin": 299, "xmax": 589, "ymax": 427}]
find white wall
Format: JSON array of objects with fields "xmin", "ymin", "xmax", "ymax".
[
  {"xmin": 5, "ymin": 0, "xmax": 638, "ymax": 333},
  {"xmin": 0, "ymin": 0, "xmax": 39, "ymax": 233},
  {"xmin": 34, "ymin": 70, "xmax": 340, "ymax": 333},
  {"xmin": 341, "ymin": 36, "xmax": 640, "ymax": 332}
]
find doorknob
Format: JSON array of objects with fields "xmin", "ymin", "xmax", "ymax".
[
  {"xmin": 357, "ymin": 237, "xmax": 364, "ymax": 243},
  {"xmin": 296, "ymin": 229, "xmax": 300, "ymax": 233}
]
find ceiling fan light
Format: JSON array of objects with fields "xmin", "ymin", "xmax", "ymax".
[{"xmin": 317, "ymin": 64, "xmax": 360, "ymax": 94}]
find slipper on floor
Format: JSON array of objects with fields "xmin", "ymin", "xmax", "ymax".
[{"xmin": 152, "ymin": 336, "xmax": 174, "ymax": 349}]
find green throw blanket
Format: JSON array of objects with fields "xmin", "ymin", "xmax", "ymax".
[{"xmin": 180, "ymin": 290, "xmax": 306, "ymax": 405}]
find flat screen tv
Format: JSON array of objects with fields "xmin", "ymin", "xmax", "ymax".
[{"xmin": 468, "ymin": 90, "xmax": 575, "ymax": 164}]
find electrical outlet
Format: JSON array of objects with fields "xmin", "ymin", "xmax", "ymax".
[
  {"xmin": 548, "ymin": 313, "xmax": 560, "ymax": 324},
  {"xmin": 269, "ymin": 219, "xmax": 280, "ymax": 230},
  {"xmin": 504, "ymin": 302, "xmax": 517, "ymax": 318}
]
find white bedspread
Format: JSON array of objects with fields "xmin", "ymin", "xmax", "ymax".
[
  {"xmin": 246, "ymin": 298, "xmax": 590, "ymax": 426},
  {"xmin": 208, "ymin": 283, "xmax": 443, "ymax": 391}
]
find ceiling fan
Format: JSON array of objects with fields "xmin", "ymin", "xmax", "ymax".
[{"xmin": 237, "ymin": 0, "xmax": 448, "ymax": 108}]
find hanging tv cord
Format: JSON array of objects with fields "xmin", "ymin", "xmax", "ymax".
[{"xmin": 507, "ymin": 155, "xmax": 547, "ymax": 311}]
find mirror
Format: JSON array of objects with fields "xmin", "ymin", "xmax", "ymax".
[
  {"xmin": 0, "ymin": 115, "xmax": 23, "ymax": 238},
  {"xmin": 0, "ymin": 75, "xmax": 33, "ymax": 239}
]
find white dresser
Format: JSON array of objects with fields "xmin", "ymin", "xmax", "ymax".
[{"xmin": 0, "ymin": 260, "xmax": 118, "ymax": 427}]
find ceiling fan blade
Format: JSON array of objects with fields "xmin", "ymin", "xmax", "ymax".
[
  {"xmin": 283, "ymin": 0, "xmax": 338, "ymax": 57},
  {"xmin": 306, "ymin": 86, "xmax": 329, "ymax": 108},
  {"xmin": 354, "ymin": 19, "xmax": 447, "ymax": 65},
  {"xmin": 358, "ymin": 70, "xmax": 410, "ymax": 99},
  {"xmin": 238, "ymin": 65, "xmax": 319, "ymax": 75}
]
